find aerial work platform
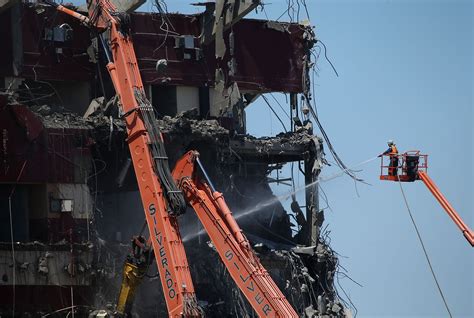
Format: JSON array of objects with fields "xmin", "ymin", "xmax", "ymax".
[
  {"xmin": 380, "ymin": 150, "xmax": 427, "ymax": 182},
  {"xmin": 380, "ymin": 150, "xmax": 473, "ymax": 247}
]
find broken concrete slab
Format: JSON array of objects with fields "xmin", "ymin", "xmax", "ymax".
[
  {"xmin": 83, "ymin": 97, "xmax": 105, "ymax": 118},
  {"xmin": 292, "ymin": 245, "xmax": 316, "ymax": 256}
]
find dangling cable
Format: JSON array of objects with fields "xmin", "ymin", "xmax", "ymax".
[
  {"xmin": 397, "ymin": 176, "xmax": 453, "ymax": 318},
  {"xmin": 261, "ymin": 95, "xmax": 288, "ymax": 133},
  {"xmin": 307, "ymin": 104, "xmax": 364, "ymax": 183},
  {"xmin": 8, "ymin": 160, "xmax": 28, "ymax": 317}
]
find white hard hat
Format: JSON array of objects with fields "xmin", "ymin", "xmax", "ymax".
[{"xmin": 387, "ymin": 139, "xmax": 394, "ymax": 145}]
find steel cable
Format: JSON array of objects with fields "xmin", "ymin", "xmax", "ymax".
[{"xmin": 396, "ymin": 176, "xmax": 453, "ymax": 318}]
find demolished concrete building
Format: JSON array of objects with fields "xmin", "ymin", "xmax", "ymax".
[{"xmin": 0, "ymin": 1, "xmax": 351, "ymax": 317}]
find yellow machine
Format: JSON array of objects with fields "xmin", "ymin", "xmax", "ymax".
[{"xmin": 116, "ymin": 236, "xmax": 152, "ymax": 316}]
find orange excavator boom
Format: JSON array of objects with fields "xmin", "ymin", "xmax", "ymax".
[
  {"xmin": 46, "ymin": 1, "xmax": 201, "ymax": 316},
  {"xmin": 172, "ymin": 151, "xmax": 299, "ymax": 318},
  {"xmin": 417, "ymin": 171, "xmax": 474, "ymax": 247}
]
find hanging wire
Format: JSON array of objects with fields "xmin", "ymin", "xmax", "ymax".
[
  {"xmin": 276, "ymin": 0, "xmax": 295, "ymax": 21},
  {"xmin": 335, "ymin": 269, "xmax": 358, "ymax": 317},
  {"xmin": 273, "ymin": 0, "xmax": 312, "ymax": 23},
  {"xmin": 261, "ymin": 95, "xmax": 288, "ymax": 133},
  {"xmin": 152, "ymin": 0, "xmax": 179, "ymax": 55},
  {"xmin": 41, "ymin": 305, "xmax": 92, "ymax": 317},
  {"xmin": 269, "ymin": 93, "xmax": 291, "ymax": 120},
  {"xmin": 304, "ymin": 35, "xmax": 365, "ymax": 183},
  {"xmin": 153, "ymin": 0, "xmax": 176, "ymax": 32},
  {"xmin": 260, "ymin": 2, "xmax": 270, "ymax": 20},
  {"xmin": 8, "ymin": 160, "xmax": 28, "ymax": 317},
  {"xmin": 301, "ymin": 0, "xmax": 311, "ymax": 21},
  {"xmin": 7, "ymin": 198, "xmax": 15, "ymax": 317},
  {"xmin": 397, "ymin": 176, "xmax": 453, "ymax": 318},
  {"xmin": 316, "ymin": 40, "xmax": 339, "ymax": 77},
  {"xmin": 307, "ymin": 104, "xmax": 364, "ymax": 183},
  {"xmin": 318, "ymin": 184, "xmax": 332, "ymax": 212}
]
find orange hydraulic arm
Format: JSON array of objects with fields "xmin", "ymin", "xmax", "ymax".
[
  {"xmin": 173, "ymin": 151, "xmax": 299, "ymax": 318},
  {"xmin": 380, "ymin": 152, "xmax": 473, "ymax": 247},
  {"xmin": 418, "ymin": 171, "xmax": 474, "ymax": 247},
  {"xmin": 47, "ymin": 1, "xmax": 201, "ymax": 316}
]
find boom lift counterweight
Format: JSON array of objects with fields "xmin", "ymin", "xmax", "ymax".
[{"xmin": 380, "ymin": 151, "xmax": 474, "ymax": 247}]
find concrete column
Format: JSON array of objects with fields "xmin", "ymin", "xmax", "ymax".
[{"xmin": 304, "ymin": 155, "xmax": 319, "ymax": 246}]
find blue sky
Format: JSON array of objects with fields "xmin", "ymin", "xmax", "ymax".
[
  {"xmin": 73, "ymin": 0, "xmax": 473, "ymax": 316},
  {"xmin": 247, "ymin": 1, "xmax": 473, "ymax": 317}
]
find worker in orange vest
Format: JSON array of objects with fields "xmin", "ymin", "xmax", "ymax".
[{"xmin": 379, "ymin": 140, "xmax": 399, "ymax": 176}]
